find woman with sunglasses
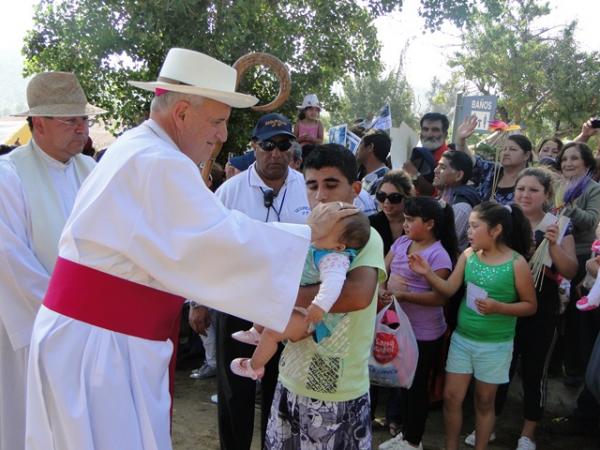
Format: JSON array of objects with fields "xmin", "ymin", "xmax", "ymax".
[{"xmin": 369, "ymin": 170, "xmax": 414, "ymax": 255}]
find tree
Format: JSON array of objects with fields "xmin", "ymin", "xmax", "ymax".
[
  {"xmin": 446, "ymin": 0, "xmax": 600, "ymax": 141},
  {"xmin": 22, "ymin": 0, "xmax": 406, "ymax": 154},
  {"xmin": 539, "ymin": 24, "xmax": 600, "ymax": 134},
  {"xmin": 418, "ymin": 0, "xmax": 505, "ymax": 30},
  {"xmin": 424, "ymin": 74, "xmax": 463, "ymax": 118},
  {"xmin": 331, "ymin": 47, "xmax": 418, "ymax": 130},
  {"xmin": 26, "ymin": 0, "xmax": 530, "ymax": 152}
]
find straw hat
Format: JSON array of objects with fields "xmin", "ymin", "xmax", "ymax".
[
  {"xmin": 129, "ymin": 48, "xmax": 258, "ymax": 108},
  {"xmin": 297, "ymin": 94, "xmax": 321, "ymax": 110},
  {"xmin": 14, "ymin": 72, "xmax": 107, "ymax": 117}
]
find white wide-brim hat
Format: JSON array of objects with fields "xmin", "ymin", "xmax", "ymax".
[
  {"xmin": 297, "ymin": 93, "xmax": 321, "ymax": 110},
  {"xmin": 13, "ymin": 71, "xmax": 107, "ymax": 117},
  {"xmin": 129, "ymin": 48, "xmax": 258, "ymax": 108}
]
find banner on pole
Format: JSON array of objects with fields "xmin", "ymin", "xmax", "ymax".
[
  {"xmin": 328, "ymin": 124, "xmax": 347, "ymax": 145},
  {"xmin": 370, "ymin": 104, "xmax": 392, "ymax": 130}
]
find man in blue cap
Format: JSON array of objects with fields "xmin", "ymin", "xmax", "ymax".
[
  {"xmin": 225, "ymin": 151, "xmax": 256, "ymax": 179},
  {"xmin": 202, "ymin": 113, "xmax": 311, "ymax": 450}
]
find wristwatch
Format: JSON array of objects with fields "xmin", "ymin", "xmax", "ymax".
[{"xmin": 411, "ymin": 171, "xmax": 420, "ymax": 182}]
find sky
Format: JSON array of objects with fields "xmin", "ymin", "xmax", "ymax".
[{"xmin": 1, "ymin": 0, "xmax": 599, "ymax": 114}]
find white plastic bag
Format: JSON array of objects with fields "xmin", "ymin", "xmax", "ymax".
[{"xmin": 368, "ymin": 297, "xmax": 419, "ymax": 388}]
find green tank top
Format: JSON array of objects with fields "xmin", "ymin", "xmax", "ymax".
[{"xmin": 456, "ymin": 251, "xmax": 518, "ymax": 343}]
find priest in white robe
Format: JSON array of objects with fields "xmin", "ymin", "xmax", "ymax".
[
  {"xmin": 0, "ymin": 71, "xmax": 105, "ymax": 450},
  {"xmin": 25, "ymin": 48, "xmax": 353, "ymax": 450}
]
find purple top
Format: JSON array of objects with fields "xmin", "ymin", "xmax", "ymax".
[{"xmin": 390, "ymin": 235, "xmax": 452, "ymax": 341}]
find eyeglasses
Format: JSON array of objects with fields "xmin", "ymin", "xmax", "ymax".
[
  {"xmin": 258, "ymin": 139, "xmax": 293, "ymax": 152},
  {"xmin": 375, "ymin": 192, "xmax": 404, "ymax": 204},
  {"xmin": 50, "ymin": 117, "xmax": 98, "ymax": 128}
]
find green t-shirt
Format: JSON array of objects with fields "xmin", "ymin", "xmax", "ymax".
[
  {"xmin": 278, "ymin": 228, "xmax": 386, "ymax": 402},
  {"xmin": 456, "ymin": 251, "xmax": 518, "ymax": 343}
]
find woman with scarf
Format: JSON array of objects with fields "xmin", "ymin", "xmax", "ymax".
[{"xmin": 554, "ymin": 142, "xmax": 600, "ymax": 384}]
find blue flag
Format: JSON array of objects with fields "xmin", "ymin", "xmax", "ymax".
[
  {"xmin": 328, "ymin": 124, "xmax": 347, "ymax": 145},
  {"xmin": 346, "ymin": 129, "xmax": 361, "ymax": 155},
  {"xmin": 370, "ymin": 104, "xmax": 392, "ymax": 130}
]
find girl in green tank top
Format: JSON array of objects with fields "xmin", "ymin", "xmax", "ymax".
[{"xmin": 408, "ymin": 201, "xmax": 537, "ymax": 450}]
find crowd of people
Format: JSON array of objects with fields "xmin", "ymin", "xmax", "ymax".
[
  {"xmin": 190, "ymin": 109, "xmax": 600, "ymax": 450},
  {"xmin": 0, "ymin": 47, "xmax": 599, "ymax": 450}
]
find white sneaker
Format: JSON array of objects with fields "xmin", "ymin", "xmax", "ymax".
[
  {"xmin": 380, "ymin": 436, "xmax": 422, "ymax": 450},
  {"xmin": 465, "ymin": 430, "xmax": 497, "ymax": 447},
  {"xmin": 378, "ymin": 432, "xmax": 403, "ymax": 450},
  {"xmin": 210, "ymin": 393, "xmax": 218, "ymax": 404},
  {"xmin": 516, "ymin": 436, "xmax": 536, "ymax": 450}
]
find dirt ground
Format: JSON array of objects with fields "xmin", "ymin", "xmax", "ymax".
[{"xmin": 171, "ymin": 367, "xmax": 599, "ymax": 450}]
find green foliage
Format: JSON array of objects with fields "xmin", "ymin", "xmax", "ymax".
[
  {"xmin": 330, "ymin": 52, "xmax": 418, "ymax": 130},
  {"xmin": 23, "ymin": 0, "xmax": 404, "ymax": 155},
  {"xmin": 424, "ymin": 74, "xmax": 463, "ymax": 118},
  {"xmin": 446, "ymin": 0, "xmax": 600, "ymax": 142},
  {"xmin": 418, "ymin": 0, "xmax": 505, "ymax": 30}
]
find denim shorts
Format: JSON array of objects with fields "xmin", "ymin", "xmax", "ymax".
[{"xmin": 446, "ymin": 332, "xmax": 513, "ymax": 384}]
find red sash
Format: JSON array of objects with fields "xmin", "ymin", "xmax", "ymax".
[
  {"xmin": 43, "ymin": 257, "xmax": 185, "ymax": 419},
  {"xmin": 44, "ymin": 257, "xmax": 184, "ymax": 340}
]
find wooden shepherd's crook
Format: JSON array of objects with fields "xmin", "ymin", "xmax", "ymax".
[{"xmin": 201, "ymin": 52, "xmax": 292, "ymax": 183}]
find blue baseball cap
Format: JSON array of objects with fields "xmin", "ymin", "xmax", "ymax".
[
  {"xmin": 252, "ymin": 113, "xmax": 296, "ymax": 141},
  {"xmin": 228, "ymin": 151, "xmax": 255, "ymax": 171}
]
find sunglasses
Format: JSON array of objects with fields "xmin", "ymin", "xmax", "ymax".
[
  {"xmin": 375, "ymin": 192, "xmax": 404, "ymax": 204},
  {"xmin": 258, "ymin": 139, "xmax": 293, "ymax": 152}
]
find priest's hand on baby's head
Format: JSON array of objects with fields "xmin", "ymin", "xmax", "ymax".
[{"xmin": 308, "ymin": 201, "xmax": 358, "ymax": 242}]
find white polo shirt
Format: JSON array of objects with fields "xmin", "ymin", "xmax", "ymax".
[{"xmin": 215, "ymin": 163, "xmax": 311, "ymax": 224}]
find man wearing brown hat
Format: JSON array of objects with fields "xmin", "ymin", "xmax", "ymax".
[
  {"xmin": 24, "ymin": 48, "xmax": 353, "ymax": 450},
  {"xmin": 0, "ymin": 71, "xmax": 105, "ymax": 450}
]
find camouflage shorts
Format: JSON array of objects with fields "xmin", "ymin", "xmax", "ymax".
[{"xmin": 265, "ymin": 382, "xmax": 371, "ymax": 450}]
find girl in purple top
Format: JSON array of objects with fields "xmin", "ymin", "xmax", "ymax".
[{"xmin": 379, "ymin": 197, "xmax": 458, "ymax": 450}]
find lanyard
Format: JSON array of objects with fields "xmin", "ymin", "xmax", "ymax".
[
  {"xmin": 247, "ymin": 168, "xmax": 289, "ymax": 222},
  {"xmin": 260, "ymin": 186, "xmax": 288, "ymax": 222}
]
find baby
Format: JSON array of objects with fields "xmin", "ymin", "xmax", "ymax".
[{"xmin": 230, "ymin": 211, "xmax": 371, "ymax": 380}]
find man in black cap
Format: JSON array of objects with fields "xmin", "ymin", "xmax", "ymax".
[
  {"xmin": 202, "ymin": 113, "xmax": 311, "ymax": 450},
  {"xmin": 225, "ymin": 151, "xmax": 256, "ymax": 179}
]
